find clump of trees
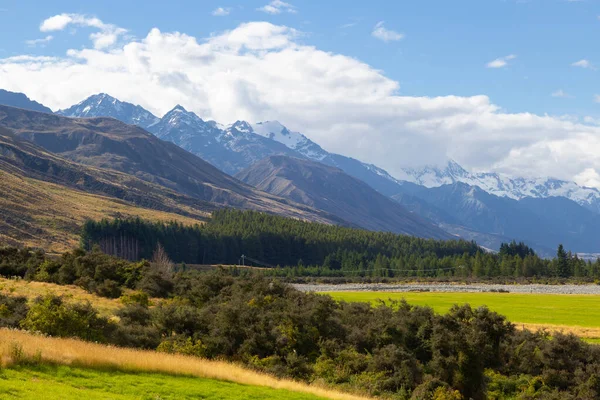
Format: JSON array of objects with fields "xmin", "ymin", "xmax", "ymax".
[
  {"xmin": 2, "ymin": 271, "xmax": 600, "ymax": 399},
  {"xmin": 81, "ymin": 211, "xmax": 600, "ymax": 279},
  {"xmin": 0, "ymin": 245, "xmax": 172, "ymax": 299}
]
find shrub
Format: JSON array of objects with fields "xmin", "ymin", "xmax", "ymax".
[
  {"xmin": 20, "ymin": 294, "xmax": 112, "ymax": 342},
  {"xmin": 0, "ymin": 293, "xmax": 28, "ymax": 328}
]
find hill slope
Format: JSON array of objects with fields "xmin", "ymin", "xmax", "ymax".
[
  {"xmin": 0, "ymin": 127, "xmax": 207, "ymax": 251},
  {"xmin": 0, "ymin": 105, "xmax": 340, "ymax": 225},
  {"xmin": 0, "ymin": 89, "xmax": 53, "ymax": 113},
  {"xmin": 236, "ymin": 156, "xmax": 452, "ymax": 239}
]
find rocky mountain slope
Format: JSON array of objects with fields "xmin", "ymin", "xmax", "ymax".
[
  {"xmin": 0, "ymin": 126, "xmax": 208, "ymax": 251},
  {"xmin": 236, "ymin": 155, "xmax": 452, "ymax": 239},
  {"xmin": 0, "ymin": 89, "xmax": 53, "ymax": 114},
  {"xmin": 57, "ymin": 93, "xmax": 159, "ymax": 128}
]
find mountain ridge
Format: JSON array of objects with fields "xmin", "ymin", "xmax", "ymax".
[{"xmin": 236, "ymin": 155, "xmax": 453, "ymax": 239}]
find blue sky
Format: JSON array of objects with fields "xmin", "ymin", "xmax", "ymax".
[
  {"xmin": 2, "ymin": 0, "xmax": 598, "ymax": 116},
  {"xmin": 1, "ymin": 0, "xmax": 600, "ymax": 186}
]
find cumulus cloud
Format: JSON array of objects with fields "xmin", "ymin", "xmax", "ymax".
[
  {"xmin": 39, "ymin": 13, "xmax": 126, "ymax": 49},
  {"xmin": 3, "ymin": 19, "xmax": 600, "ymax": 187},
  {"xmin": 572, "ymin": 59, "xmax": 595, "ymax": 69},
  {"xmin": 486, "ymin": 54, "xmax": 516, "ymax": 68},
  {"xmin": 258, "ymin": 1, "xmax": 297, "ymax": 14},
  {"xmin": 25, "ymin": 35, "xmax": 54, "ymax": 47},
  {"xmin": 595, "ymin": 95, "xmax": 600, "ymax": 103},
  {"xmin": 371, "ymin": 21, "xmax": 404, "ymax": 42},
  {"xmin": 212, "ymin": 7, "xmax": 231, "ymax": 16}
]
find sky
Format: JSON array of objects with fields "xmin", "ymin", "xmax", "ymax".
[{"xmin": 0, "ymin": 0, "xmax": 600, "ymax": 187}]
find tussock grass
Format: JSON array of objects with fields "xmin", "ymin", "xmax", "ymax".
[
  {"xmin": 0, "ymin": 171, "xmax": 206, "ymax": 253},
  {"xmin": 0, "ymin": 278, "xmax": 123, "ymax": 317},
  {"xmin": 0, "ymin": 329, "xmax": 372, "ymax": 400}
]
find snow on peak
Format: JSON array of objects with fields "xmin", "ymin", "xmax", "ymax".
[
  {"xmin": 249, "ymin": 121, "xmax": 329, "ymax": 161},
  {"xmin": 58, "ymin": 93, "xmax": 159, "ymax": 129},
  {"xmin": 231, "ymin": 120, "xmax": 253, "ymax": 133},
  {"xmin": 399, "ymin": 160, "xmax": 600, "ymax": 211},
  {"xmin": 251, "ymin": 120, "xmax": 304, "ymax": 148}
]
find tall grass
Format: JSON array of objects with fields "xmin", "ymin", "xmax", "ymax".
[{"xmin": 0, "ymin": 329, "xmax": 372, "ymax": 400}]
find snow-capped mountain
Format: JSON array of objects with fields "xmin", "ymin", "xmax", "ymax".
[
  {"xmin": 146, "ymin": 106, "xmax": 299, "ymax": 175},
  {"xmin": 399, "ymin": 160, "xmax": 600, "ymax": 213},
  {"xmin": 247, "ymin": 120, "xmax": 405, "ymax": 196},
  {"xmin": 250, "ymin": 121, "xmax": 329, "ymax": 161},
  {"xmin": 57, "ymin": 93, "xmax": 159, "ymax": 129}
]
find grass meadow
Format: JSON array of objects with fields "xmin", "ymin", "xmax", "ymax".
[
  {"xmin": 0, "ymin": 365, "xmax": 327, "ymax": 400},
  {"xmin": 326, "ymin": 291, "xmax": 600, "ymax": 339}
]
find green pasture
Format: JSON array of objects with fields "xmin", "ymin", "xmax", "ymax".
[
  {"xmin": 326, "ymin": 291, "xmax": 600, "ymax": 328},
  {"xmin": 0, "ymin": 365, "xmax": 325, "ymax": 400}
]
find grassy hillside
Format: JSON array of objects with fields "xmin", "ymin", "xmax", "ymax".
[
  {"xmin": 0, "ymin": 170, "xmax": 205, "ymax": 253},
  {"xmin": 0, "ymin": 277, "xmax": 122, "ymax": 317},
  {"xmin": 0, "ymin": 329, "xmax": 370, "ymax": 400}
]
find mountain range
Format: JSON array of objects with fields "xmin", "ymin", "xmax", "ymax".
[
  {"xmin": 0, "ymin": 100, "xmax": 450, "ymax": 250},
  {"xmin": 398, "ymin": 160, "xmax": 600, "ymax": 214},
  {"xmin": 4, "ymin": 90, "xmax": 600, "ymax": 255}
]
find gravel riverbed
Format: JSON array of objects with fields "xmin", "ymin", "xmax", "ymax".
[{"xmin": 292, "ymin": 283, "xmax": 600, "ymax": 295}]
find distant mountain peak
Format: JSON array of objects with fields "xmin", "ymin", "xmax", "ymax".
[
  {"xmin": 57, "ymin": 93, "xmax": 159, "ymax": 129},
  {"xmin": 230, "ymin": 120, "xmax": 253, "ymax": 133},
  {"xmin": 170, "ymin": 104, "xmax": 188, "ymax": 113}
]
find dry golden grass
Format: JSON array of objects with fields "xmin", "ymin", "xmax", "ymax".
[
  {"xmin": 0, "ymin": 329, "xmax": 372, "ymax": 400},
  {"xmin": 0, "ymin": 170, "xmax": 206, "ymax": 253},
  {"xmin": 0, "ymin": 277, "xmax": 123, "ymax": 317},
  {"xmin": 517, "ymin": 323, "xmax": 600, "ymax": 339}
]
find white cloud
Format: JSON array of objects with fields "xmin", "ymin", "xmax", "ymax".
[
  {"xmin": 39, "ymin": 13, "xmax": 126, "ymax": 49},
  {"xmin": 572, "ymin": 59, "xmax": 595, "ymax": 69},
  {"xmin": 595, "ymin": 95, "xmax": 600, "ymax": 103},
  {"xmin": 4, "ymin": 20, "xmax": 600, "ymax": 187},
  {"xmin": 212, "ymin": 7, "xmax": 231, "ymax": 16},
  {"xmin": 552, "ymin": 89, "xmax": 572, "ymax": 98},
  {"xmin": 371, "ymin": 21, "xmax": 404, "ymax": 42},
  {"xmin": 258, "ymin": 1, "xmax": 297, "ymax": 14},
  {"xmin": 25, "ymin": 35, "xmax": 54, "ymax": 47},
  {"xmin": 40, "ymin": 14, "xmax": 74, "ymax": 31},
  {"xmin": 486, "ymin": 54, "xmax": 516, "ymax": 68}
]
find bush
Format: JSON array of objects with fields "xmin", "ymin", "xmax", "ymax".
[
  {"xmin": 20, "ymin": 294, "xmax": 112, "ymax": 342},
  {"xmin": 94, "ymin": 279, "xmax": 122, "ymax": 298},
  {"xmin": 0, "ymin": 293, "xmax": 28, "ymax": 328}
]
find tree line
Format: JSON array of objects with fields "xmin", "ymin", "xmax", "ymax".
[{"xmin": 80, "ymin": 210, "xmax": 600, "ymax": 279}]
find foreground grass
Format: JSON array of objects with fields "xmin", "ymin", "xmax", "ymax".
[
  {"xmin": 327, "ymin": 291, "xmax": 600, "ymax": 338},
  {"xmin": 0, "ymin": 364, "xmax": 325, "ymax": 400},
  {"xmin": 0, "ymin": 329, "xmax": 370, "ymax": 400}
]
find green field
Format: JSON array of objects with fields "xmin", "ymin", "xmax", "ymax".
[
  {"xmin": 326, "ymin": 291, "xmax": 600, "ymax": 328},
  {"xmin": 0, "ymin": 365, "xmax": 325, "ymax": 400}
]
